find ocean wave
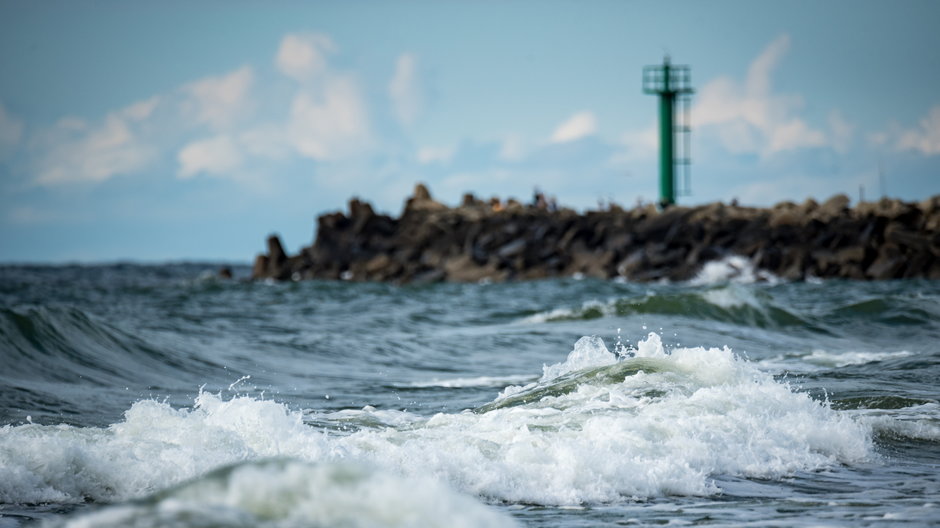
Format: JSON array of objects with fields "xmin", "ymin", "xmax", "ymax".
[
  {"xmin": 0, "ymin": 306, "xmax": 192, "ymax": 386},
  {"xmin": 518, "ymin": 286, "xmax": 808, "ymax": 329},
  {"xmin": 400, "ymin": 375, "xmax": 535, "ymax": 389},
  {"xmin": 847, "ymin": 402, "xmax": 940, "ymax": 443},
  {"xmin": 759, "ymin": 349, "xmax": 917, "ymax": 373},
  {"xmin": 803, "ymin": 349, "xmax": 914, "ymax": 368},
  {"xmin": 41, "ymin": 459, "xmax": 517, "ymax": 528},
  {"xmin": 827, "ymin": 297, "xmax": 938, "ymax": 326},
  {"xmin": 0, "ymin": 333, "xmax": 873, "ymax": 509},
  {"xmin": 689, "ymin": 255, "xmax": 780, "ymax": 286}
]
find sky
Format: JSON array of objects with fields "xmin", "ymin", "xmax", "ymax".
[{"xmin": 1, "ymin": 0, "xmax": 939, "ymax": 263}]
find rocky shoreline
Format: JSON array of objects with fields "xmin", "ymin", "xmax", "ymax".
[{"xmin": 252, "ymin": 184, "xmax": 940, "ymax": 283}]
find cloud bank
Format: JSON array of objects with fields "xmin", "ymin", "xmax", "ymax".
[{"xmin": 4, "ymin": 31, "xmax": 936, "ymax": 214}]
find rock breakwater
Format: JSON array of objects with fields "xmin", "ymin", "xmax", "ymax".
[{"xmin": 252, "ymin": 184, "xmax": 940, "ymax": 283}]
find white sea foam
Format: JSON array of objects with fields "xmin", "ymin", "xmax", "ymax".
[
  {"xmin": 758, "ymin": 348, "xmax": 915, "ymax": 373},
  {"xmin": 43, "ymin": 459, "xmax": 518, "ymax": 528},
  {"xmin": 848, "ymin": 402, "xmax": 940, "ymax": 442},
  {"xmin": 519, "ymin": 281, "xmax": 780, "ymax": 328},
  {"xmin": 1, "ymin": 333, "xmax": 874, "ymax": 511},
  {"xmin": 690, "ymin": 255, "xmax": 779, "ymax": 286},
  {"xmin": 493, "ymin": 335, "xmax": 620, "ymax": 401},
  {"xmin": 0, "ymin": 393, "xmax": 330, "ymax": 505},
  {"xmin": 403, "ymin": 375, "xmax": 534, "ymax": 389},
  {"xmin": 803, "ymin": 349, "xmax": 913, "ymax": 368},
  {"xmin": 541, "ymin": 335, "xmax": 619, "ymax": 381},
  {"xmin": 699, "ymin": 283, "xmax": 766, "ymax": 310},
  {"xmin": 518, "ymin": 299, "xmax": 609, "ymax": 324}
]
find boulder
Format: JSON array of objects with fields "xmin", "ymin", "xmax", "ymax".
[
  {"xmin": 251, "ymin": 255, "xmax": 269, "ymax": 279},
  {"xmin": 443, "ymin": 254, "xmax": 504, "ymax": 282},
  {"xmin": 403, "ymin": 183, "xmax": 447, "ymax": 213},
  {"xmin": 814, "ymin": 194, "xmax": 850, "ymax": 221},
  {"xmin": 866, "ymin": 245, "xmax": 904, "ymax": 279},
  {"xmin": 250, "ymin": 183, "xmax": 940, "ymax": 283}
]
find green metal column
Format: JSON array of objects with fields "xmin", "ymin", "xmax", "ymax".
[
  {"xmin": 659, "ymin": 60, "xmax": 675, "ymax": 206},
  {"xmin": 643, "ymin": 56, "xmax": 692, "ymax": 209}
]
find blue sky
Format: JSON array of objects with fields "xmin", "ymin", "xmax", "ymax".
[{"xmin": 1, "ymin": 0, "xmax": 939, "ymax": 262}]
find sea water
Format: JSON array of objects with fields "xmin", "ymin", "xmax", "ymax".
[{"xmin": 0, "ymin": 261, "xmax": 938, "ymax": 526}]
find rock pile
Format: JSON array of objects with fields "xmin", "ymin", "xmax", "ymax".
[{"xmin": 252, "ymin": 184, "xmax": 940, "ymax": 283}]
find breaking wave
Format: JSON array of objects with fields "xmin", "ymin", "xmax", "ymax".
[
  {"xmin": 1, "ymin": 333, "xmax": 872, "ymax": 513},
  {"xmin": 40, "ymin": 459, "xmax": 518, "ymax": 528},
  {"xmin": 519, "ymin": 286, "xmax": 810, "ymax": 329}
]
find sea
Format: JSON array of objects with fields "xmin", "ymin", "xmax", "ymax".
[{"xmin": 0, "ymin": 258, "xmax": 938, "ymax": 527}]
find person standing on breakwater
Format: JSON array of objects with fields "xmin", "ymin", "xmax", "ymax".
[{"xmin": 533, "ymin": 187, "xmax": 548, "ymax": 210}]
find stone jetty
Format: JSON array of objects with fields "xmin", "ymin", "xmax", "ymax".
[{"xmin": 252, "ymin": 184, "xmax": 940, "ymax": 283}]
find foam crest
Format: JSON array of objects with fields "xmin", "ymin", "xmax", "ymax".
[
  {"xmin": 490, "ymin": 336, "xmax": 620, "ymax": 404},
  {"xmin": 0, "ymin": 392, "xmax": 329, "ymax": 505},
  {"xmin": 690, "ymin": 255, "xmax": 779, "ymax": 285},
  {"xmin": 2, "ymin": 334, "xmax": 874, "ymax": 509},
  {"xmin": 849, "ymin": 402, "xmax": 940, "ymax": 442},
  {"xmin": 517, "ymin": 287, "xmax": 805, "ymax": 330},
  {"xmin": 44, "ymin": 459, "xmax": 518, "ymax": 528},
  {"xmin": 336, "ymin": 334, "xmax": 871, "ymax": 504},
  {"xmin": 518, "ymin": 299, "xmax": 608, "ymax": 324},
  {"xmin": 804, "ymin": 349, "xmax": 913, "ymax": 368},
  {"xmin": 699, "ymin": 284, "xmax": 764, "ymax": 310},
  {"xmin": 403, "ymin": 375, "xmax": 534, "ymax": 389},
  {"xmin": 541, "ymin": 335, "xmax": 618, "ymax": 381}
]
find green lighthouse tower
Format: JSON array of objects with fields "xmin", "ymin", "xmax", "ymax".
[{"xmin": 643, "ymin": 56, "xmax": 694, "ymax": 207}]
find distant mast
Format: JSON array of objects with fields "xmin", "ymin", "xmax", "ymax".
[{"xmin": 643, "ymin": 55, "xmax": 694, "ymax": 208}]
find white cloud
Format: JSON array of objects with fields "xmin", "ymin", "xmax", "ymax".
[
  {"xmin": 276, "ymin": 33, "xmax": 336, "ymax": 83},
  {"xmin": 417, "ymin": 145, "xmax": 454, "ymax": 164},
  {"xmin": 618, "ymin": 120, "xmax": 658, "ymax": 161},
  {"xmin": 692, "ymin": 34, "xmax": 829, "ymax": 157},
  {"xmin": 122, "ymin": 96, "xmax": 160, "ymax": 121},
  {"xmin": 173, "ymin": 32, "xmax": 372, "ymax": 179},
  {"xmin": 868, "ymin": 130, "xmax": 889, "ymax": 148},
  {"xmin": 828, "ymin": 110, "xmax": 854, "ymax": 154},
  {"xmin": 0, "ymin": 101, "xmax": 24, "ymax": 160},
  {"xmin": 894, "ymin": 105, "xmax": 940, "ymax": 156},
  {"xmin": 175, "ymin": 124, "xmax": 294, "ymax": 183},
  {"xmin": 34, "ymin": 98, "xmax": 157, "ymax": 186},
  {"xmin": 389, "ymin": 53, "xmax": 422, "ymax": 126},
  {"xmin": 177, "ymin": 135, "xmax": 244, "ymax": 179},
  {"xmin": 181, "ymin": 66, "xmax": 254, "ymax": 130},
  {"xmin": 25, "ymin": 31, "xmax": 380, "ymax": 190},
  {"xmin": 499, "ymin": 134, "xmax": 527, "ymax": 162},
  {"xmin": 237, "ymin": 124, "xmax": 291, "ymax": 161},
  {"xmin": 287, "ymin": 76, "xmax": 371, "ymax": 161},
  {"xmin": 551, "ymin": 111, "xmax": 597, "ymax": 143}
]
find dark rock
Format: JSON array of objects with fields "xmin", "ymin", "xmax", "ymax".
[
  {"xmin": 616, "ymin": 249, "xmax": 646, "ymax": 279},
  {"xmin": 885, "ymin": 224, "xmax": 930, "ymax": 250},
  {"xmin": 866, "ymin": 245, "xmax": 904, "ymax": 279},
  {"xmin": 251, "ymin": 255, "xmax": 268, "ymax": 279},
  {"xmin": 403, "ymin": 183, "xmax": 446, "ymax": 213},
  {"xmin": 250, "ymin": 184, "xmax": 940, "ymax": 284},
  {"xmin": 267, "ymin": 235, "xmax": 287, "ymax": 268},
  {"xmin": 814, "ymin": 194, "xmax": 850, "ymax": 221},
  {"xmin": 497, "ymin": 239, "xmax": 527, "ymax": 259}
]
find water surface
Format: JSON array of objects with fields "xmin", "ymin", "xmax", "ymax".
[{"xmin": 0, "ymin": 262, "xmax": 938, "ymax": 526}]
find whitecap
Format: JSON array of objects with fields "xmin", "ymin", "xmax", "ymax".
[
  {"xmin": 689, "ymin": 255, "xmax": 780, "ymax": 286},
  {"xmin": 803, "ymin": 349, "xmax": 913, "ymax": 368},
  {"xmin": 2, "ymin": 334, "xmax": 874, "ymax": 508},
  {"xmin": 402, "ymin": 375, "xmax": 535, "ymax": 389},
  {"xmin": 43, "ymin": 459, "xmax": 518, "ymax": 528}
]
